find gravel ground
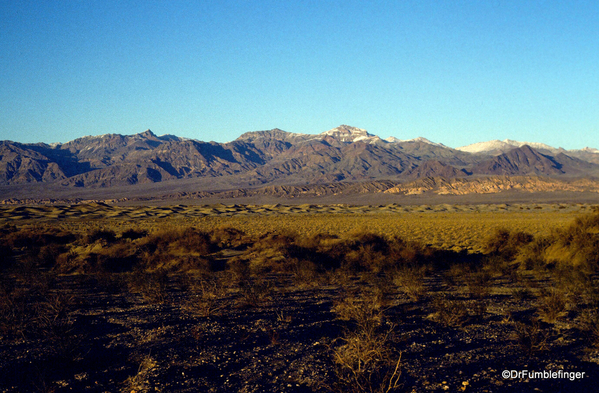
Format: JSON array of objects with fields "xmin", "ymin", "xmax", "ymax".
[{"xmin": 1, "ymin": 271, "xmax": 598, "ymax": 393}]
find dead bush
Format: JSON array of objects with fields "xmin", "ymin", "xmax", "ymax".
[
  {"xmin": 332, "ymin": 289, "xmax": 387, "ymax": 334},
  {"xmin": 127, "ymin": 269, "xmax": 169, "ymax": 303},
  {"xmin": 176, "ymin": 227, "xmax": 215, "ymax": 254},
  {"xmin": 36, "ymin": 292, "xmax": 85, "ymax": 361},
  {"xmin": 464, "ymin": 270, "xmax": 491, "ymax": 298},
  {"xmin": 123, "ymin": 355, "xmax": 158, "ymax": 393},
  {"xmin": 463, "ymin": 270, "xmax": 491, "ymax": 318},
  {"xmin": 210, "ymin": 226, "xmax": 250, "ymax": 249},
  {"xmin": 431, "ymin": 295, "xmax": 468, "ymax": 327},
  {"xmin": 0, "ymin": 280, "xmax": 36, "ymax": 339},
  {"xmin": 331, "ymin": 285, "xmax": 402, "ymax": 393},
  {"xmin": 484, "ymin": 254, "xmax": 513, "ymax": 276},
  {"xmin": 485, "ymin": 228, "xmax": 533, "ymax": 260},
  {"xmin": 4, "ymin": 226, "xmax": 77, "ymax": 251},
  {"xmin": 513, "ymin": 317, "xmax": 549, "ymax": 357},
  {"xmin": 392, "ymin": 266, "xmax": 427, "ymax": 301},
  {"xmin": 182, "ymin": 274, "xmax": 229, "ymax": 318},
  {"xmin": 537, "ymin": 287, "xmax": 567, "ymax": 323},
  {"xmin": 291, "ymin": 259, "xmax": 322, "ymax": 287},
  {"xmin": 543, "ymin": 212, "xmax": 599, "ymax": 269},
  {"xmin": 331, "ymin": 327, "xmax": 402, "ymax": 393},
  {"xmin": 121, "ymin": 228, "xmax": 148, "ymax": 240},
  {"xmin": 86, "ymin": 228, "xmax": 117, "ymax": 244},
  {"xmin": 36, "ymin": 244, "xmax": 67, "ymax": 269},
  {"xmin": 578, "ymin": 309, "xmax": 599, "ymax": 348},
  {"xmin": 515, "ymin": 236, "xmax": 551, "ymax": 271}
]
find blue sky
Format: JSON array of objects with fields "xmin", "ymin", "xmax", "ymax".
[{"xmin": 1, "ymin": 0, "xmax": 598, "ymax": 149}]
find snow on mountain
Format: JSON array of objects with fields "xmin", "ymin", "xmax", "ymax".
[
  {"xmin": 385, "ymin": 136, "xmax": 402, "ymax": 143},
  {"xmin": 320, "ymin": 125, "xmax": 382, "ymax": 144},
  {"xmin": 573, "ymin": 147, "xmax": 599, "ymax": 154},
  {"xmin": 457, "ymin": 139, "xmax": 559, "ymax": 154},
  {"xmin": 385, "ymin": 136, "xmax": 446, "ymax": 147},
  {"xmin": 503, "ymin": 140, "xmax": 559, "ymax": 152}
]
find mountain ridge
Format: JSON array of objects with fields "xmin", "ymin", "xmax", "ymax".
[{"xmin": 1, "ymin": 125, "xmax": 599, "ymax": 201}]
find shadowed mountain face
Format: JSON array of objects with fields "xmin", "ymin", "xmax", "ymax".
[
  {"xmin": 472, "ymin": 145, "xmax": 564, "ymax": 176},
  {"xmin": 1, "ymin": 126, "xmax": 599, "ymax": 199}
]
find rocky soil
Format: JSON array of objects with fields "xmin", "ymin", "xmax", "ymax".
[{"xmin": 1, "ymin": 269, "xmax": 598, "ymax": 393}]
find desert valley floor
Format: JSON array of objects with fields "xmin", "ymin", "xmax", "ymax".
[{"xmin": 1, "ymin": 202, "xmax": 598, "ymax": 392}]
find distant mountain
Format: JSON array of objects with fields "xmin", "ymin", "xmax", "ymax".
[
  {"xmin": 457, "ymin": 139, "xmax": 561, "ymax": 155},
  {"xmin": 471, "ymin": 145, "xmax": 564, "ymax": 176},
  {"xmin": 1, "ymin": 125, "xmax": 599, "ymax": 201}
]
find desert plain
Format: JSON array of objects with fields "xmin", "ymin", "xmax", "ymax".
[{"xmin": 1, "ymin": 201, "xmax": 599, "ymax": 392}]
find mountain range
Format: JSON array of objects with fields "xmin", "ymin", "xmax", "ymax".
[{"xmin": 2, "ymin": 125, "xmax": 599, "ymax": 202}]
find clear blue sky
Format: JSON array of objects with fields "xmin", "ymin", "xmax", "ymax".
[{"xmin": 1, "ymin": 0, "xmax": 598, "ymax": 149}]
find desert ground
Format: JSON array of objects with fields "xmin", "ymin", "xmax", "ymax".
[{"xmin": 1, "ymin": 202, "xmax": 599, "ymax": 392}]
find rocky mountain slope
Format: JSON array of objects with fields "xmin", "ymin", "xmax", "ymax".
[{"xmin": 1, "ymin": 125, "xmax": 598, "ymax": 200}]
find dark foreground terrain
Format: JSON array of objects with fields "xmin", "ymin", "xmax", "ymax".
[
  {"xmin": 1, "ymin": 269, "xmax": 598, "ymax": 393},
  {"xmin": 1, "ymin": 206, "xmax": 599, "ymax": 392}
]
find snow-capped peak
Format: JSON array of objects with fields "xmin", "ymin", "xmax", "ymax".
[
  {"xmin": 573, "ymin": 147, "xmax": 599, "ymax": 154},
  {"xmin": 385, "ymin": 136, "xmax": 445, "ymax": 147},
  {"xmin": 320, "ymin": 125, "xmax": 381, "ymax": 143},
  {"xmin": 457, "ymin": 139, "xmax": 558, "ymax": 154},
  {"xmin": 503, "ymin": 139, "xmax": 558, "ymax": 152}
]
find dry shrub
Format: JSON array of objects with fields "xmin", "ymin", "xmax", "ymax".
[
  {"xmin": 86, "ymin": 228, "xmax": 117, "ymax": 244},
  {"xmin": 513, "ymin": 317, "xmax": 549, "ymax": 357},
  {"xmin": 389, "ymin": 237, "xmax": 426, "ymax": 266},
  {"xmin": 365, "ymin": 274, "xmax": 395, "ymax": 309},
  {"xmin": 127, "ymin": 269, "xmax": 169, "ymax": 303},
  {"xmin": 93, "ymin": 270, "xmax": 128, "ymax": 295},
  {"xmin": 484, "ymin": 228, "xmax": 533, "ymax": 260},
  {"xmin": 230, "ymin": 255, "xmax": 273, "ymax": 308},
  {"xmin": 333, "ymin": 296, "xmax": 384, "ymax": 333},
  {"xmin": 511, "ymin": 287, "xmax": 534, "ymax": 301},
  {"xmin": 121, "ymin": 228, "xmax": 148, "ymax": 240},
  {"xmin": 537, "ymin": 287, "xmax": 567, "ymax": 323},
  {"xmin": 97, "ymin": 243, "xmax": 141, "ymax": 272},
  {"xmin": 514, "ymin": 236, "xmax": 550, "ymax": 271},
  {"xmin": 176, "ymin": 255, "xmax": 216, "ymax": 272},
  {"xmin": 4, "ymin": 225, "xmax": 77, "ymax": 250},
  {"xmin": 0, "ymin": 279, "xmax": 36, "ymax": 339},
  {"xmin": 210, "ymin": 226, "xmax": 250, "ymax": 249},
  {"xmin": 464, "ymin": 269, "xmax": 491, "ymax": 299},
  {"xmin": 140, "ymin": 227, "xmax": 215, "ymax": 260},
  {"xmin": 247, "ymin": 249, "xmax": 287, "ymax": 274},
  {"xmin": 542, "ymin": 212, "xmax": 599, "ymax": 269},
  {"xmin": 123, "ymin": 355, "xmax": 158, "ymax": 393},
  {"xmin": 431, "ymin": 295, "xmax": 468, "ymax": 327},
  {"xmin": 463, "ymin": 269, "xmax": 491, "ymax": 318},
  {"xmin": 392, "ymin": 266, "xmax": 427, "ymax": 301},
  {"xmin": 36, "ymin": 292, "xmax": 85, "ymax": 361},
  {"xmin": 236, "ymin": 277, "xmax": 274, "ymax": 308},
  {"xmin": 291, "ymin": 258, "xmax": 322, "ymax": 287},
  {"xmin": 331, "ymin": 287, "xmax": 402, "ymax": 393},
  {"xmin": 551, "ymin": 266, "xmax": 597, "ymax": 307},
  {"xmin": 246, "ymin": 232, "xmax": 301, "ymax": 273},
  {"xmin": 182, "ymin": 274, "xmax": 228, "ymax": 318},
  {"xmin": 578, "ymin": 309, "xmax": 599, "ymax": 348},
  {"xmin": 36, "ymin": 244, "xmax": 67, "ymax": 269},
  {"xmin": 332, "ymin": 286, "xmax": 390, "ymax": 334},
  {"xmin": 484, "ymin": 254, "xmax": 513, "ymax": 276},
  {"xmin": 346, "ymin": 233, "xmax": 391, "ymax": 273},
  {"xmin": 331, "ymin": 328, "xmax": 402, "ymax": 393},
  {"xmin": 175, "ymin": 227, "xmax": 215, "ymax": 254},
  {"xmin": 441, "ymin": 263, "xmax": 466, "ymax": 288},
  {"xmin": 296, "ymin": 233, "xmax": 340, "ymax": 250}
]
